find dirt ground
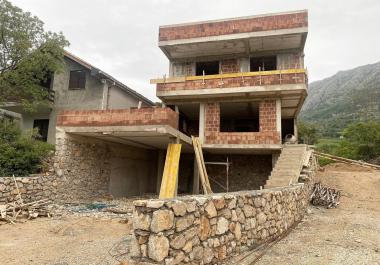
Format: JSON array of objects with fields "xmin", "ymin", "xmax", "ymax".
[
  {"xmin": 0, "ymin": 163, "xmax": 379, "ymax": 265},
  {"xmin": 0, "ymin": 214, "xmax": 133, "ymax": 265},
  {"xmin": 255, "ymin": 163, "xmax": 380, "ymax": 265}
]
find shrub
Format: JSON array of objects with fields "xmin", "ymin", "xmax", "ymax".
[{"xmin": 0, "ymin": 118, "xmax": 54, "ymax": 177}]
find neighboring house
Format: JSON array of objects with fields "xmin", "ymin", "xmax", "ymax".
[
  {"xmin": 0, "ymin": 51, "xmax": 154, "ymax": 143},
  {"xmin": 53, "ymin": 10, "xmax": 309, "ymax": 199}
]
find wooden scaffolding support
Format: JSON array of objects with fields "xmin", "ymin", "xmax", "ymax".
[
  {"xmin": 159, "ymin": 143, "xmax": 182, "ymax": 199},
  {"xmin": 192, "ymin": 136, "xmax": 212, "ymax": 195}
]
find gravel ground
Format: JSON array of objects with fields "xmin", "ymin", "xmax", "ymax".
[
  {"xmin": 253, "ymin": 163, "xmax": 380, "ymax": 265},
  {"xmin": 1, "ymin": 164, "xmax": 379, "ymax": 265}
]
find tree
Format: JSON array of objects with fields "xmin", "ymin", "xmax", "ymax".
[
  {"xmin": 338, "ymin": 121, "xmax": 380, "ymax": 160},
  {"xmin": 0, "ymin": 0, "xmax": 69, "ymax": 111},
  {"xmin": 297, "ymin": 121, "xmax": 318, "ymax": 145}
]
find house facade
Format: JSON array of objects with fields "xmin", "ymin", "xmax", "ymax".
[
  {"xmin": 53, "ymin": 10, "xmax": 309, "ymax": 199},
  {"xmin": 0, "ymin": 52, "xmax": 153, "ymax": 143}
]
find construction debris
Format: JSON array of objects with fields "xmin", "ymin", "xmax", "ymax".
[
  {"xmin": 0, "ymin": 198, "xmax": 52, "ymax": 224},
  {"xmin": 310, "ymin": 182, "xmax": 341, "ymax": 208}
]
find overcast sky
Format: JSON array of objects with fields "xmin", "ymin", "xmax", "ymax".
[{"xmin": 11, "ymin": 0, "xmax": 380, "ymax": 101}]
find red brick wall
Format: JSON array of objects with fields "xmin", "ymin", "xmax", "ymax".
[
  {"xmin": 220, "ymin": 59, "xmax": 239, "ymax": 73},
  {"xmin": 204, "ymin": 101, "xmax": 280, "ymax": 145},
  {"xmin": 159, "ymin": 11, "xmax": 307, "ymax": 41},
  {"xmin": 57, "ymin": 107, "xmax": 179, "ymax": 129},
  {"xmin": 157, "ymin": 72, "xmax": 306, "ymax": 92}
]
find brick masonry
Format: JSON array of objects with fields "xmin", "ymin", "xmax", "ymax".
[
  {"xmin": 159, "ymin": 11, "xmax": 308, "ymax": 41},
  {"xmin": 204, "ymin": 100, "xmax": 280, "ymax": 145},
  {"xmin": 220, "ymin": 59, "xmax": 239, "ymax": 73},
  {"xmin": 157, "ymin": 72, "xmax": 307, "ymax": 92},
  {"xmin": 56, "ymin": 107, "xmax": 179, "ymax": 129}
]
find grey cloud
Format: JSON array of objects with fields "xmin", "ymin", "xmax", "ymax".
[{"xmin": 11, "ymin": 0, "xmax": 380, "ymax": 101}]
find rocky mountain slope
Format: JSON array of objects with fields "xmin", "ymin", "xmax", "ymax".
[{"xmin": 300, "ymin": 62, "xmax": 380, "ymax": 136}]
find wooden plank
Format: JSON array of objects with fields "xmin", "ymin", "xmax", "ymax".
[
  {"xmin": 159, "ymin": 143, "xmax": 182, "ymax": 199},
  {"xmin": 192, "ymin": 136, "xmax": 208, "ymax": 194},
  {"xmin": 196, "ymin": 139, "xmax": 212, "ymax": 192},
  {"xmin": 192, "ymin": 136, "xmax": 212, "ymax": 194},
  {"xmin": 315, "ymin": 151, "xmax": 380, "ymax": 169}
]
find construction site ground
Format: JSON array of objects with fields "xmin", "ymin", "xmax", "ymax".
[{"xmin": 0, "ymin": 163, "xmax": 379, "ymax": 265}]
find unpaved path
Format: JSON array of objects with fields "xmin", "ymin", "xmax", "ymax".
[
  {"xmin": 255, "ymin": 163, "xmax": 380, "ymax": 265},
  {"xmin": 0, "ymin": 216, "xmax": 131, "ymax": 265}
]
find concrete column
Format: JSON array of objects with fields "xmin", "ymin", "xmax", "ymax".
[
  {"xmin": 199, "ymin": 103, "xmax": 205, "ymax": 143},
  {"xmin": 156, "ymin": 150, "xmax": 165, "ymax": 194},
  {"xmin": 101, "ymin": 80, "xmax": 109, "ymax": 110},
  {"xmin": 294, "ymin": 118, "xmax": 298, "ymax": 141},
  {"xmin": 192, "ymin": 156, "xmax": 200, "ymax": 194},
  {"xmin": 276, "ymin": 99, "xmax": 282, "ymax": 134}
]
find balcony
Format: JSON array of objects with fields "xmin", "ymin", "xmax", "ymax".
[
  {"xmin": 56, "ymin": 107, "xmax": 194, "ymax": 150},
  {"xmin": 151, "ymin": 69, "xmax": 308, "ymax": 100}
]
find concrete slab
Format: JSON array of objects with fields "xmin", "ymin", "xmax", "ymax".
[{"xmin": 60, "ymin": 125, "xmax": 193, "ymax": 152}]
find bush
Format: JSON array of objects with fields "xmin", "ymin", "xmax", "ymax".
[
  {"xmin": 0, "ymin": 119, "xmax": 54, "ymax": 177},
  {"xmin": 298, "ymin": 121, "xmax": 319, "ymax": 145},
  {"xmin": 338, "ymin": 121, "xmax": 380, "ymax": 160}
]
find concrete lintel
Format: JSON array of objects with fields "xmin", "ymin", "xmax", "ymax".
[
  {"xmin": 203, "ymin": 144, "xmax": 282, "ymax": 154},
  {"xmin": 59, "ymin": 125, "xmax": 192, "ymax": 145},
  {"xmin": 159, "ymin": 27, "xmax": 308, "ymax": 48},
  {"xmin": 158, "ymin": 84, "xmax": 307, "ymax": 98}
]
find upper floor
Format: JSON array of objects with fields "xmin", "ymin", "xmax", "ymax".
[{"xmin": 151, "ymin": 10, "xmax": 308, "ymax": 102}]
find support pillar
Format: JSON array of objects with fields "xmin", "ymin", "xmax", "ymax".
[
  {"xmin": 199, "ymin": 103, "xmax": 205, "ymax": 144},
  {"xmin": 156, "ymin": 150, "xmax": 165, "ymax": 194},
  {"xmin": 192, "ymin": 156, "xmax": 200, "ymax": 194}
]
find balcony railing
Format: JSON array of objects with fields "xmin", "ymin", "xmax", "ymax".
[{"xmin": 151, "ymin": 69, "xmax": 307, "ymax": 92}]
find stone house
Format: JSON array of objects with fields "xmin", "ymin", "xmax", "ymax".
[
  {"xmin": 0, "ymin": 51, "xmax": 154, "ymax": 143},
  {"xmin": 52, "ymin": 10, "xmax": 309, "ymax": 200}
]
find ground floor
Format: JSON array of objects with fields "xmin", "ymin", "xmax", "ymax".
[
  {"xmin": 1, "ymin": 164, "xmax": 378, "ymax": 265},
  {"xmin": 54, "ymin": 126, "xmax": 282, "ymax": 200}
]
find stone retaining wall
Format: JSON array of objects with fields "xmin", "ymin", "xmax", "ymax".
[
  {"xmin": 0, "ymin": 174, "xmax": 60, "ymax": 203},
  {"xmin": 130, "ymin": 183, "xmax": 312, "ymax": 264}
]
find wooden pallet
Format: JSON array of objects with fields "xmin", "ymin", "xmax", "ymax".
[
  {"xmin": 159, "ymin": 143, "xmax": 182, "ymax": 199},
  {"xmin": 192, "ymin": 136, "xmax": 212, "ymax": 194}
]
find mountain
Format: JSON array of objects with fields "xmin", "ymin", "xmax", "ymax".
[{"xmin": 299, "ymin": 62, "xmax": 380, "ymax": 137}]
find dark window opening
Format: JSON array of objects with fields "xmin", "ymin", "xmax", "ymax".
[
  {"xmin": 33, "ymin": 119, "xmax": 49, "ymax": 142},
  {"xmin": 69, "ymin": 70, "xmax": 86, "ymax": 89},
  {"xmin": 40, "ymin": 72, "xmax": 53, "ymax": 89},
  {"xmin": 250, "ymin": 56, "xmax": 277, "ymax": 72},
  {"xmin": 220, "ymin": 102, "xmax": 259, "ymax": 132},
  {"xmin": 195, "ymin": 61, "xmax": 219, "ymax": 76},
  {"xmin": 281, "ymin": 118, "xmax": 295, "ymax": 142}
]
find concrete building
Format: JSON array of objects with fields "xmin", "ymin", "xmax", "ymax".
[
  {"xmin": 0, "ymin": 51, "xmax": 154, "ymax": 143},
  {"xmin": 53, "ymin": 10, "xmax": 309, "ymax": 199}
]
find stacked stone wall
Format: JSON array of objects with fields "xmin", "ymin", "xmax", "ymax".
[
  {"xmin": 131, "ymin": 183, "xmax": 312, "ymax": 264},
  {"xmin": 0, "ymin": 174, "xmax": 60, "ymax": 203}
]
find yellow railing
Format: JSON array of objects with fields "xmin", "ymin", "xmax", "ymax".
[{"xmin": 150, "ymin": 68, "xmax": 307, "ymax": 84}]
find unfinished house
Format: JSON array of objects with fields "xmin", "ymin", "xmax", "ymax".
[
  {"xmin": 55, "ymin": 10, "xmax": 309, "ymax": 200},
  {"xmin": 0, "ymin": 51, "xmax": 153, "ymax": 143}
]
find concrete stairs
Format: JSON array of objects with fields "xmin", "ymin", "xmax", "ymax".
[{"xmin": 265, "ymin": 144, "xmax": 308, "ymax": 188}]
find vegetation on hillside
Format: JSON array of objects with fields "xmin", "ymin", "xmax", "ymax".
[
  {"xmin": 300, "ymin": 62, "xmax": 380, "ymax": 137},
  {"xmin": 0, "ymin": 118, "xmax": 54, "ymax": 177},
  {"xmin": 0, "ymin": 0, "xmax": 69, "ymax": 112},
  {"xmin": 299, "ymin": 121, "xmax": 380, "ymax": 165}
]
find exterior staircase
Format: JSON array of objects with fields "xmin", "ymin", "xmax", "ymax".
[{"xmin": 265, "ymin": 144, "xmax": 308, "ymax": 188}]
